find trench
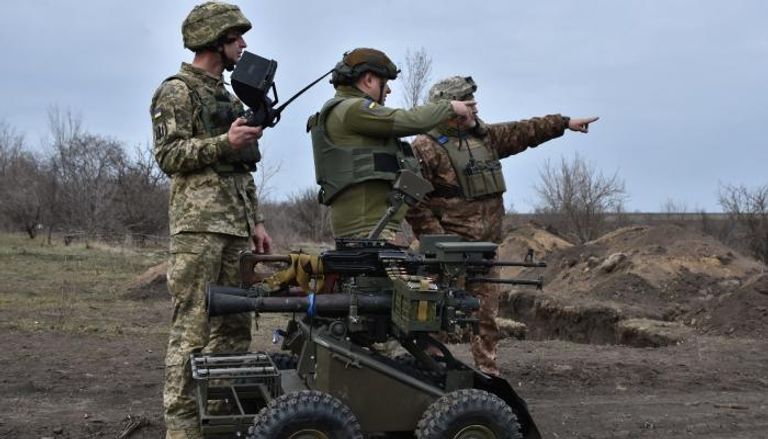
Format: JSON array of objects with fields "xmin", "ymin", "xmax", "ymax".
[{"xmin": 498, "ymin": 290, "xmax": 689, "ymax": 348}]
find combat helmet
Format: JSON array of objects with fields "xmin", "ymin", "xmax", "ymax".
[
  {"xmin": 182, "ymin": 1, "xmax": 252, "ymax": 51},
  {"xmin": 331, "ymin": 48, "xmax": 400, "ymax": 86},
  {"xmin": 428, "ymin": 76, "xmax": 477, "ymax": 103}
]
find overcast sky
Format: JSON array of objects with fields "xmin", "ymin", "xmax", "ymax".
[{"xmin": 1, "ymin": 1, "xmax": 766, "ymax": 212}]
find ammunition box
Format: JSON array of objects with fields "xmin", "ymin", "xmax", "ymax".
[{"xmin": 391, "ymin": 276, "xmax": 441, "ymax": 333}]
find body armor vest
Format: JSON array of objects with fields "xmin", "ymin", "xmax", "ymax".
[
  {"xmin": 161, "ymin": 73, "xmax": 260, "ymax": 175},
  {"xmin": 428, "ymin": 129, "xmax": 506, "ymax": 199},
  {"xmin": 308, "ymin": 98, "xmax": 420, "ymax": 205}
]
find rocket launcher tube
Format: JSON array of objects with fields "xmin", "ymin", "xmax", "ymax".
[
  {"xmin": 206, "ymin": 284, "xmax": 480, "ymax": 318},
  {"xmin": 207, "ymin": 284, "xmax": 393, "ymax": 317}
]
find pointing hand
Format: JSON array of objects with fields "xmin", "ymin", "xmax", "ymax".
[{"xmin": 568, "ymin": 116, "xmax": 599, "ymax": 133}]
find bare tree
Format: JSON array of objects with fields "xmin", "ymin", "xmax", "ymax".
[
  {"xmin": 0, "ymin": 124, "xmax": 48, "ymax": 238},
  {"xmin": 400, "ymin": 47, "xmax": 433, "ymax": 109},
  {"xmin": 46, "ymin": 108, "xmax": 125, "ymax": 238},
  {"xmin": 53, "ymin": 132, "xmax": 125, "ymax": 237},
  {"xmin": 254, "ymin": 144, "xmax": 282, "ymax": 203},
  {"xmin": 44, "ymin": 107, "xmax": 81, "ymax": 238},
  {"xmin": 718, "ymin": 182, "xmax": 768, "ymax": 263},
  {"xmin": 534, "ymin": 153, "xmax": 627, "ymax": 243},
  {"xmin": 47, "ymin": 106, "xmax": 82, "ymax": 148},
  {"xmin": 0, "ymin": 121, "xmax": 24, "ymax": 174}
]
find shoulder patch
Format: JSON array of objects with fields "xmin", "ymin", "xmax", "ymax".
[
  {"xmin": 437, "ymin": 135, "xmax": 450, "ymax": 145},
  {"xmin": 363, "ymin": 98, "xmax": 378, "ymax": 109}
]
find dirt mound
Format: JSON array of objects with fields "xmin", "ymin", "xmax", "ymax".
[
  {"xmin": 546, "ymin": 225, "xmax": 761, "ymax": 306},
  {"xmin": 499, "ymin": 224, "xmax": 767, "ymax": 342},
  {"xmin": 498, "ymin": 223, "xmax": 573, "ymax": 277},
  {"xmin": 122, "ymin": 262, "xmax": 169, "ymax": 301},
  {"xmin": 586, "ymin": 225, "xmax": 761, "ymax": 286},
  {"xmin": 695, "ymin": 273, "xmax": 768, "ymax": 338}
]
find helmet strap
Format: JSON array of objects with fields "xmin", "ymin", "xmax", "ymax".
[
  {"xmin": 217, "ymin": 45, "xmax": 236, "ymax": 72},
  {"xmin": 377, "ymin": 80, "xmax": 386, "ymax": 105}
]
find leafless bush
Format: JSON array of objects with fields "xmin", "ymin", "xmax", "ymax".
[
  {"xmin": 661, "ymin": 198, "xmax": 688, "ymax": 218},
  {"xmin": 261, "ymin": 187, "xmax": 333, "ymax": 249},
  {"xmin": 534, "ymin": 153, "xmax": 627, "ymax": 243},
  {"xmin": 1, "ymin": 111, "xmax": 172, "ymax": 240},
  {"xmin": 718, "ymin": 182, "xmax": 768, "ymax": 263},
  {"xmin": 114, "ymin": 144, "xmax": 169, "ymax": 236},
  {"xmin": 286, "ymin": 188, "xmax": 332, "ymax": 242},
  {"xmin": 400, "ymin": 47, "xmax": 433, "ymax": 109}
]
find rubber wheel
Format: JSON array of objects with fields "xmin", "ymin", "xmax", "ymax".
[
  {"xmin": 248, "ymin": 390, "xmax": 363, "ymax": 439},
  {"xmin": 268, "ymin": 352, "xmax": 298, "ymax": 370},
  {"xmin": 416, "ymin": 389, "xmax": 522, "ymax": 439}
]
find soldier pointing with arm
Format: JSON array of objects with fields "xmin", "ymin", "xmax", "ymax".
[
  {"xmin": 308, "ymin": 48, "xmax": 476, "ymax": 242},
  {"xmin": 406, "ymin": 75, "xmax": 598, "ymax": 375},
  {"xmin": 149, "ymin": 2, "xmax": 272, "ymax": 437}
]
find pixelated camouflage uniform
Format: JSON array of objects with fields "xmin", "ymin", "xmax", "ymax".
[
  {"xmin": 151, "ymin": 62, "xmax": 261, "ymax": 436},
  {"xmin": 406, "ymin": 115, "xmax": 567, "ymax": 374},
  {"xmin": 308, "ymin": 85, "xmax": 457, "ymax": 240}
]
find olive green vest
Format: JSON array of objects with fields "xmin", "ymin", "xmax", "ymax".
[
  {"xmin": 428, "ymin": 130, "xmax": 506, "ymax": 199},
  {"xmin": 161, "ymin": 73, "xmax": 261, "ymax": 175},
  {"xmin": 308, "ymin": 97, "xmax": 420, "ymax": 205}
]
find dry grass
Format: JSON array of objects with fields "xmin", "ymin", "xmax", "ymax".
[{"xmin": 0, "ymin": 233, "xmax": 168, "ymax": 336}]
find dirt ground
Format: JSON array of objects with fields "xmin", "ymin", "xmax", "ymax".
[{"xmin": 2, "ymin": 226, "xmax": 768, "ymax": 438}]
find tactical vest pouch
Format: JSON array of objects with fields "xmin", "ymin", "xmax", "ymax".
[
  {"xmin": 212, "ymin": 142, "xmax": 260, "ymax": 175},
  {"xmin": 397, "ymin": 140, "xmax": 421, "ymax": 175},
  {"xmin": 220, "ymin": 143, "xmax": 261, "ymax": 168},
  {"xmin": 371, "ymin": 153, "xmax": 400, "ymax": 174},
  {"xmin": 428, "ymin": 129, "xmax": 506, "ymax": 200},
  {"xmin": 464, "ymin": 162, "xmax": 506, "ymax": 199},
  {"xmin": 212, "ymin": 161, "xmax": 257, "ymax": 175}
]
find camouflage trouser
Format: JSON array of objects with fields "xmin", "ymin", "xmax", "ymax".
[
  {"xmin": 408, "ymin": 207, "xmax": 505, "ymax": 375},
  {"xmin": 163, "ymin": 232, "xmax": 252, "ymax": 438},
  {"xmin": 470, "ymin": 268, "xmax": 501, "ymax": 375}
]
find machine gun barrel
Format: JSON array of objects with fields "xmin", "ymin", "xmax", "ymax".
[
  {"xmin": 240, "ymin": 253, "xmax": 544, "ymax": 274},
  {"xmin": 467, "ymin": 277, "xmax": 544, "ymax": 289},
  {"xmin": 470, "ymin": 260, "xmax": 547, "ymax": 268}
]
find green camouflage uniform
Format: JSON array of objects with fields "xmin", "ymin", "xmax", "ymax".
[
  {"xmin": 310, "ymin": 85, "xmax": 456, "ymax": 239},
  {"xmin": 151, "ymin": 62, "xmax": 260, "ymax": 436},
  {"xmin": 406, "ymin": 115, "xmax": 567, "ymax": 374}
]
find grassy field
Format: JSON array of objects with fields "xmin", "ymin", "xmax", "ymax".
[{"xmin": 0, "ymin": 233, "xmax": 169, "ymax": 336}]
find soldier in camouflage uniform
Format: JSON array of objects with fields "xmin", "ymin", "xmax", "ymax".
[
  {"xmin": 308, "ymin": 48, "xmax": 476, "ymax": 241},
  {"xmin": 149, "ymin": 3, "xmax": 272, "ymax": 438},
  {"xmin": 406, "ymin": 76, "xmax": 598, "ymax": 375}
]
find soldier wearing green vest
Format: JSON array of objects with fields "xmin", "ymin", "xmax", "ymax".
[
  {"xmin": 149, "ymin": 2, "xmax": 272, "ymax": 438},
  {"xmin": 308, "ymin": 48, "xmax": 476, "ymax": 242},
  {"xmin": 406, "ymin": 75, "xmax": 598, "ymax": 375}
]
